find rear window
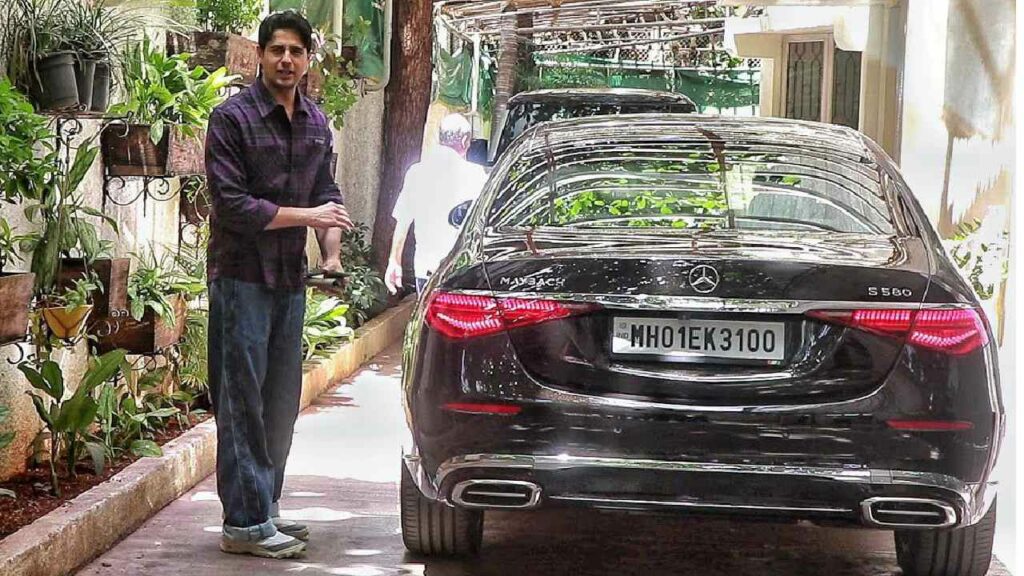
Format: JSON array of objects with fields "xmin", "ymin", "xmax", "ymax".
[
  {"xmin": 487, "ymin": 136, "xmax": 895, "ymax": 235},
  {"xmin": 497, "ymin": 101, "xmax": 694, "ymax": 159}
]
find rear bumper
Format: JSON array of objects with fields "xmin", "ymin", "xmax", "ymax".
[{"xmin": 403, "ymin": 452, "xmax": 998, "ymax": 529}]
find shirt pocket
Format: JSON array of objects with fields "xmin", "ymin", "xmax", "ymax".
[{"xmin": 246, "ymin": 143, "xmax": 287, "ymax": 196}]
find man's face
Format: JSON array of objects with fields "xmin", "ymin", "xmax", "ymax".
[{"xmin": 259, "ymin": 29, "xmax": 309, "ymax": 91}]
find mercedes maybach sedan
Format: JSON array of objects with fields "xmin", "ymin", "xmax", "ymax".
[{"xmin": 400, "ymin": 114, "xmax": 1004, "ymax": 576}]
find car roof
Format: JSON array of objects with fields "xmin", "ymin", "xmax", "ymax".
[
  {"xmin": 508, "ymin": 88, "xmax": 697, "ymax": 107},
  {"xmin": 514, "ymin": 113, "xmax": 882, "ymax": 165}
]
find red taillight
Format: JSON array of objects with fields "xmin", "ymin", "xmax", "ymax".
[
  {"xmin": 807, "ymin": 308, "xmax": 988, "ymax": 355},
  {"xmin": 425, "ymin": 292, "xmax": 597, "ymax": 340},
  {"xmin": 887, "ymin": 419, "xmax": 974, "ymax": 431}
]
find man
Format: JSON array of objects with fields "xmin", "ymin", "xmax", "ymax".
[
  {"xmin": 385, "ymin": 114, "xmax": 487, "ymax": 293},
  {"xmin": 205, "ymin": 11, "xmax": 352, "ymax": 559}
]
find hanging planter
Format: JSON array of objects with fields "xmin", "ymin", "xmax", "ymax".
[
  {"xmin": 30, "ymin": 52, "xmax": 80, "ymax": 111},
  {"xmin": 40, "ymin": 304, "xmax": 93, "ymax": 340},
  {"xmin": 58, "ymin": 258, "xmax": 130, "ymax": 321},
  {"xmin": 95, "ymin": 295, "xmax": 188, "ymax": 354},
  {"xmin": 0, "ymin": 273, "xmax": 36, "ymax": 345},
  {"xmin": 191, "ymin": 32, "xmax": 259, "ymax": 85},
  {"xmin": 100, "ymin": 124, "xmax": 169, "ymax": 177}
]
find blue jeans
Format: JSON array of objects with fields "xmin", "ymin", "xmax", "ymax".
[{"xmin": 208, "ymin": 278, "xmax": 306, "ymax": 540}]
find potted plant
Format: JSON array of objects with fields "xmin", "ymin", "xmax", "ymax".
[
  {"xmin": 58, "ymin": 256, "xmax": 130, "ymax": 323},
  {"xmin": 3, "ymin": 0, "xmax": 81, "ymax": 110},
  {"xmin": 189, "ymin": 0, "xmax": 262, "ymax": 85},
  {"xmin": 19, "ymin": 138, "xmax": 119, "ymax": 303},
  {"xmin": 103, "ymin": 37, "xmax": 235, "ymax": 176},
  {"xmin": 96, "ymin": 248, "xmax": 205, "ymax": 354},
  {"xmin": 38, "ymin": 273, "xmax": 100, "ymax": 340},
  {"xmin": 0, "ymin": 79, "xmax": 44, "ymax": 344}
]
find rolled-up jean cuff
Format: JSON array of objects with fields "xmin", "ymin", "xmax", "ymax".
[
  {"xmin": 270, "ymin": 501, "xmax": 281, "ymax": 518},
  {"xmin": 223, "ymin": 518, "xmax": 276, "ymax": 542}
]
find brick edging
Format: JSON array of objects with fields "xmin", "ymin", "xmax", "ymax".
[{"xmin": 0, "ymin": 297, "xmax": 414, "ymax": 576}]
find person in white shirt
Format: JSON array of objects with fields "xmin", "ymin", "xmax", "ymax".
[{"xmin": 385, "ymin": 114, "xmax": 487, "ymax": 293}]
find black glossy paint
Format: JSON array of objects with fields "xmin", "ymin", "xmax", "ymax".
[{"xmin": 402, "ymin": 116, "xmax": 1003, "ymax": 528}]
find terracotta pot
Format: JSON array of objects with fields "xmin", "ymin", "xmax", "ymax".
[
  {"xmin": 100, "ymin": 124, "xmax": 169, "ymax": 177},
  {"xmin": 41, "ymin": 305, "xmax": 93, "ymax": 340},
  {"xmin": 191, "ymin": 31, "xmax": 259, "ymax": 85},
  {"xmin": 167, "ymin": 128, "xmax": 206, "ymax": 176},
  {"xmin": 0, "ymin": 273, "xmax": 36, "ymax": 345}
]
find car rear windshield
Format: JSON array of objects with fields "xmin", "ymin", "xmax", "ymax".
[
  {"xmin": 498, "ymin": 101, "xmax": 694, "ymax": 158},
  {"xmin": 487, "ymin": 133, "xmax": 895, "ymax": 235}
]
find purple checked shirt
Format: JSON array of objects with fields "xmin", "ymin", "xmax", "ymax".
[{"xmin": 205, "ymin": 79, "xmax": 343, "ymax": 291}]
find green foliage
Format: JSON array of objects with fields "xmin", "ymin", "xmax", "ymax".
[
  {"xmin": 108, "ymin": 36, "xmax": 236, "ymax": 146},
  {"xmin": 948, "ymin": 219, "xmax": 1009, "ymax": 301},
  {"xmin": 311, "ymin": 32, "xmax": 361, "ymax": 129},
  {"xmin": 0, "ymin": 218, "xmax": 28, "ymax": 273},
  {"xmin": 93, "ymin": 363, "xmax": 179, "ymax": 464},
  {"xmin": 127, "ymin": 247, "xmax": 205, "ymax": 324},
  {"xmin": 336, "ymin": 223, "xmax": 387, "ymax": 326},
  {"xmin": 195, "ymin": 0, "xmax": 262, "ymax": 35},
  {"xmin": 173, "ymin": 308, "xmax": 209, "ymax": 393},
  {"xmin": 302, "ymin": 291, "xmax": 352, "ymax": 360},
  {"xmin": 19, "ymin": 139, "xmax": 118, "ymax": 294},
  {"xmin": 1, "ymin": 0, "xmax": 75, "ymax": 95},
  {"xmin": 18, "ymin": 349, "xmax": 126, "ymax": 495},
  {"xmin": 42, "ymin": 271, "xmax": 101, "ymax": 309},
  {"xmin": 0, "ymin": 78, "xmax": 53, "ymax": 205}
]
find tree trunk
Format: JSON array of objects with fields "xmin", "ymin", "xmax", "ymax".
[
  {"xmin": 372, "ymin": 0, "xmax": 434, "ymax": 273},
  {"xmin": 491, "ymin": 13, "xmax": 520, "ymax": 134}
]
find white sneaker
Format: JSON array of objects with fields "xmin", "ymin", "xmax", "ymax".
[
  {"xmin": 220, "ymin": 531, "xmax": 307, "ymax": 559},
  {"xmin": 272, "ymin": 517, "xmax": 310, "ymax": 541}
]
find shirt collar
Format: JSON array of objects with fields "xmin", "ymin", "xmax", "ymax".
[{"xmin": 251, "ymin": 76, "xmax": 309, "ymax": 119}]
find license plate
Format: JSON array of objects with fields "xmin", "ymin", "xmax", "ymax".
[{"xmin": 611, "ymin": 317, "xmax": 786, "ymax": 361}]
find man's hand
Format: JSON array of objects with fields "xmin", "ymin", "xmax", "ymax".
[
  {"xmin": 306, "ymin": 203, "xmax": 353, "ymax": 230},
  {"xmin": 385, "ymin": 260, "xmax": 402, "ymax": 295},
  {"xmin": 323, "ymin": 257, "xmax": 344, "ymax": 274}
]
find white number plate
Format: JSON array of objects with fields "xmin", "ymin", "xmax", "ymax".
[{"xmin": 611, "ymin": 317, "xmax": 786, "ymax": 361}]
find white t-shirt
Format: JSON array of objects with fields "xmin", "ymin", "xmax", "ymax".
[{"xmin": 392, "ymin": 147, "xmax": 488, "ymax": 278}]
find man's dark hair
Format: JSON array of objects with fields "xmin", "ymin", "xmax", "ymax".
[{"xmin": 258, "ymin": 11, "xmax": 314, "ymax": 52}]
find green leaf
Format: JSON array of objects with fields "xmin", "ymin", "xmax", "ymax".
[
  {"xmin": 80, "ymin": 350, "xmax": 128, "ymax": 394},
  {"xmin": 66, "ymin": 144, "xmax": 99, "ymax": 192},
  {"xmin": 130, "ymin": 440, "xmax": 162, "ymax": 458},
  {"xmin": 0, "ymin": 431, "xmax": 14, "ymax": 451},
  {"xmin": 40, "ymin": 361, "xmax": 64, "ymax": 401},
  {"xmin": 56, "ymin": 393, "xmax": 98, "ymax": 433},
  {"xmin": 146, "ymin": 407, "xmax": 179, "ymax": 419},
  {"xmin": 19, "ymin": 364, "xmax": 55, "ymax": 399},
  {"xmin": 28, "ymin": 394, "xmax": 54, "ymax": 428},
  {"xmin": 84, "ymin": 441, "xmax": 106, "ymax": 475},
  {"xmin": 150, "ymin": 120, "xmax": 165, "ymax": 146}
]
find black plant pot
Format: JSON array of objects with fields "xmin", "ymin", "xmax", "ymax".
[
  {"xmin": 91, "ymin": 60, "xmax": 111, "ymax": 112},
  {"xmin": 30, "ymin": 51, "xmax": 79, "ymax": 110},
  {"xmin": 73, "ymin": 56, "xmax": 96, "ymax": 110}
]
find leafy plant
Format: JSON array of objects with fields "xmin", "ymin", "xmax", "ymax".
[
  {"xmin": 333, "ymin": 223, "xmax": 387, "ymax": 326},
  {"xmin": 0, "ymin": 78, "xmax": 53, "ymax": 205},
  {"xmin": 310, "ymin": 31, "xmax": 361, "ymax": 129},
  {"xmin": 172, "ymin": 308, "xmax": 209, "ymax": 393},
  {"xmin": 107, "ymin": 36, "xmax": 236, "ymax": 145},
  {"xmin": 19, "ymin": 140, "xmax": 117, "ymax": 294},
  {"xmin": 127, "ymin": 247, "xmax": 205, "ymax": 325},
  {"xmin": 18, "ymin": 349, "xmax": 126, "ymax": 495},
  {"xmin": 0, "ymin": 219, "xmax": 28, "ymax": 274},
  {"xmin": 41, "ymin": 271, "xmax": 101, "ymax": 309},
  {"xmin": 947, "ymin": 219, "xmax": 1009, "ymax": 301},
  {"xmin": 93, "ymin": 363, "xmax": 177, "ymax": 463},
  {"xmin": 302, "ymin": 291, "xmax": 352, "ymax": 360},
  {"xmin": 195, "ymin": 0, "xmax": 262, "ymax": 35},
  {"xmin": 1, "ymin": 0, "xmax": 75, "ymax": 97}
]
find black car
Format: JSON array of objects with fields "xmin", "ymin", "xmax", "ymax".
[
  {"xmin": 487, "ymin": 88, "xmax": 697, "ymax": 164},
  {"xmin": 400, "ymin": 114, "xmax": 1004, "ymax": 576}
]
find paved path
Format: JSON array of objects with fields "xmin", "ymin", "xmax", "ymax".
[{"xmin": 78, "ymin": 344, "xmax": 1011, "ymax": 576}]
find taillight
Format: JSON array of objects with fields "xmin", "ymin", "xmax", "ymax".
[
  {"xmin": 425, "ymin": 292, "xmax": 597, "ymax": 340},
  {"xmin": 807, "ymin": 308, "xmax": 988, "ymax": 355}
]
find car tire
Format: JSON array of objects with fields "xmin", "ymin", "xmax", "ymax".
[
  {"xmin": 400, "ymin": 461, "xmax": 484, "ymax": 556},
  {"xmin": 895, "ymin": 499, "xmax": 997, "ymax": 576}
]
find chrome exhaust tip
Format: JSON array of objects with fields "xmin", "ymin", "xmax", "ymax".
[
  {"xmin": 451, "ymin": 480, "xmax": 542, "ymax": 509},
  {"xmin": 861, "ymin": 497, "xmax": 957, "ymax": 529}
]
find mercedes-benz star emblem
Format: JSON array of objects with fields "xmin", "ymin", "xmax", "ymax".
[{"xmin": 688, "ymin": 264, "xmax": 720, "ymax": 294}]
